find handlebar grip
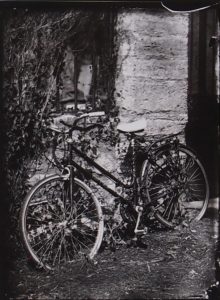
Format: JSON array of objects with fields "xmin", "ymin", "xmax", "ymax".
[{"xmin": 87, "ymin": 111, "xmax": 105, "ymax": 118}]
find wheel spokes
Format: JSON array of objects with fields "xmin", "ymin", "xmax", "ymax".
[
  {"xmin": 25, "ymin": 178, "xmax": 101, "ymax": 269},
  {"xmin": 145, "ymin": 146, "xmax": 208, "ymax": 227}
]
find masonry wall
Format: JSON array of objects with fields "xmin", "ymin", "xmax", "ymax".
[{"xmin": 115, "ymin": 8, "xmax": 189, "ymax": 136}]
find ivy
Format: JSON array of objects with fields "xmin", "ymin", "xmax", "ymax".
[{"xmin": 2, "ymin": 9, "xmax": 119, "ymax": 253}]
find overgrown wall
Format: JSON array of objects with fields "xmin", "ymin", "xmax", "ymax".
[{"xmin": 29, "ymin": 8, "xmax": 191, "ymax": 202}]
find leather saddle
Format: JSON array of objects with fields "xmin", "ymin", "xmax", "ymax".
[{"xmin": 117, "ymin": 119, "xmax": 147, "ymax": 134}]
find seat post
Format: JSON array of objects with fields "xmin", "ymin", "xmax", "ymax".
[{"xmin": 129, "ymin": 133, "xmax": 138, "ymax": 190}]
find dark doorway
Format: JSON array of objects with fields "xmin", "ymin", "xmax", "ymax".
[{"xmin": 186, "ymin": 8, "xmax": 219, "ymax": 198}]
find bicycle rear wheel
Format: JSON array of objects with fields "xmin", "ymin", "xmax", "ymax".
[
  {"xmin": 141, "ymin": 145, "xmax": 209, "ymax": 228},
  {"xmin": 20, "ymin": 174, "xmax": 104, "ymax": 270}
]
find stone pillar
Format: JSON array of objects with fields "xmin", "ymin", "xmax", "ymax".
[{"xmin": 115, "ymin": 8, "xmax": 189, "ymax": 137}]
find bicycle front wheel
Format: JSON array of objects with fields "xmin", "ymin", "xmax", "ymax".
[
  {"xmin": 141, "ymin": 145, "xmax": 209, "ymax": 228},
  {"xmin": 20, "ymin": 174, "xmax": 104, "ymax": 270}
]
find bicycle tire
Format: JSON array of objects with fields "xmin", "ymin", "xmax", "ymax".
[
  {"xmin": 20, "ymin": 174, "xmax": 104, "ymax": 270},
  {"xmin": 141, "ymin": 144, "xmax": 209, "ymax": 228}
]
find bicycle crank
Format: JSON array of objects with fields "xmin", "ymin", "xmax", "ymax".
[{"xmin": 134, "ymin": 206, "xmax": 148, "ymax": 235}]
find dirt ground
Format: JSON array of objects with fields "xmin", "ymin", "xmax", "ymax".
[{"xmin": 5, "ymin": 205, "xmax": 219, "ymax": 300}]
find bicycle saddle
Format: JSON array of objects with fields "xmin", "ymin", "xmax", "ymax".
[{"xmin": 117, "ymin": 119, "xmax": 147, "ymax": 133}]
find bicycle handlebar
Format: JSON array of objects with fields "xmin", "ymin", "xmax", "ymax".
[
  {"xmin": 59, "ymin": 120, "xmax": 104, "ymax": 132},
  {"xmin": 73, "ymin": 111, "xmax": 105, "ymax": 125},
  {"xmin": 84, "ymin": 111, "xmax": 106, "ymax": 118},
  {"xmin": 49, "ymin": 111, "xmax": 105, "ymax": 134}
]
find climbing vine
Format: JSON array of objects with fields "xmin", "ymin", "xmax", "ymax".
[
  {"xmin": 3, "ymin": 8, "xmax": 117, "ymax": 201},
  {"xmin": 2, "ymin": 8, "xmax": 120, "ymax": 252}
]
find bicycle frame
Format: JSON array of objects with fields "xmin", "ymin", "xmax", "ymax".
[
  {"xmin": 59, "ymin": 129, "xmax": 183, "ymax": 205},
  {"xmin": 65, "ymin": 133, "xmax": 152, "ymax": 236},
  {"xmin": 66, "ymin": 135, "xmax": 140, "ymax": 204}
]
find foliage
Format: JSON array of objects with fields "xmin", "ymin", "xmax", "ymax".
[
  {"xmin": 3, "ymin": 9, "xmax": 114, "ymax": 201},
  {"xmin": 2, "ymin": 8, "xmax": 119, "ymax": 253}
]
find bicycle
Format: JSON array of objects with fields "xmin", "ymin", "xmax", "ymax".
[{"xmin": 20, "ymin": 111, "xmax": 209, "ymax": 270}]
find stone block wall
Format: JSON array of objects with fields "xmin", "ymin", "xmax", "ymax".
[{"xmin": 115, "ymin": 8, "xmax": 189, "ymax": 137}]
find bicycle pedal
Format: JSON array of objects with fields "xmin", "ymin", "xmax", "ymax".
[
  {"xmin": 134, "ymin": 227, "xmax": 148, "ymax": 235},
  {"xmin": 135, "ymin": 229, "xmax": 145, "ymax": 235}
]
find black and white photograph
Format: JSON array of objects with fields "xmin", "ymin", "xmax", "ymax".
[{"xmin": 0, "ymin": 0, "xmax": 219, "ymax": 299}]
